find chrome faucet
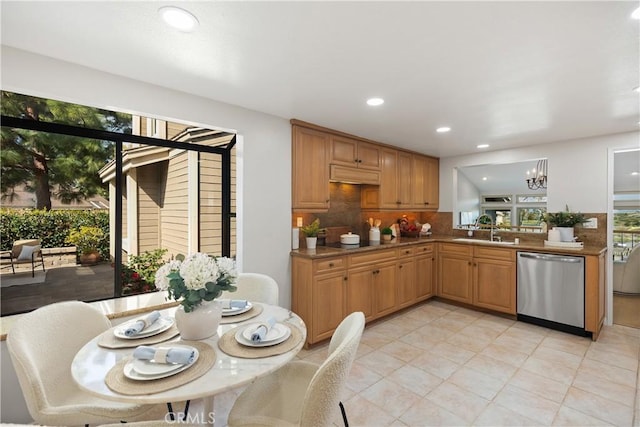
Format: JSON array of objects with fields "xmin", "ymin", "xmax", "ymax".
[{"xmin": 475, "ymin": 214, "xmax": 499, "ymax": 242}]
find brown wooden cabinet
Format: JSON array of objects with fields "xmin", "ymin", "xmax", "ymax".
[
  {"xmin": 330, "ymin": 135, "xmax": 381, "ymax": 170},
  {"xmin": 585, "ymin": 252, "xmax": 606, "ymax": 340},
  {"xmin": 438, "ymin": 243, "xmax": 474, "ymax": 303},
  {"xmin": 292, "ymin": 125, "xmax": 330, "ymax": 211},
  {"xmin": 347, "ymin": 249, "xmax": 397, "ymax": 320},
  {"xmin": 415, "ymin": 243, "xmax": 435, "ymax": 301},
  {"xmin": 397, "ymin": 247, "xmax": 416, "ymax": 309},
  {"xmin": 472, "ymin": 246, "xmax": 516, "ymax": 314},
  {"xmin": 412, "ymin": 156, "xmax": 439, "ymax": 210}
]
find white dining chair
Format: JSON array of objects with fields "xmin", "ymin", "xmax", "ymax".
[
  {"xmin": 222, "ymin": 272, "xmax": 280, "ymax": 305},
  {"xmin": 6, "ymin": 300, "xmax": 167, "ymax": 426},
  {"xmin": 227, "ymin": 311, "xmax": 365, "ymax": 427}
]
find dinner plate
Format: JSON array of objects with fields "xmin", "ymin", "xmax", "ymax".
[
  {"xmin": 113, "ymin": 316, "xmax": 175, "ymax": 340},
  {"xmin": 221, "ymin": 300, "xmax": 253, "ymax": 317},
  {"xmin": 235, "ymin": 323, "xmax": 291, "ymax": 347},
  {"xmin": 125, "ymin": 347, "xmax": 199, "ymax": 380}
]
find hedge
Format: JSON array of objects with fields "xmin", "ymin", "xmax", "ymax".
[{"xmin": 0, "ymin": 209, "xmax": 110, "ymax": 259}]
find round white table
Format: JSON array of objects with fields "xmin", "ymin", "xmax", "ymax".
[{"xmin": 71, "ymin": 303, "xmax": 306, "ymax": 423}]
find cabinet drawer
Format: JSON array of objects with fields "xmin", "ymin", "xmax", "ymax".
[
  {"xmin": 439, "ymin": 242, "xmax": 473, "ymax": 256},
  {"xmin": 313, "ymin": 257, "xmax": 345, "ymax": 274},
  {"xmin": 348, "ymin": 249, "xmax": 396, "ymax": 267},
  {"xmin": 473, "ymin": 246, "xmax": 515, "ymax": 261},
  {"xmin": 397, "ymin": 247, "xmax": 415, "ymax": 257},
  {"xmin": 415, "ymin": 243, "xmax": 434, "ymax": 255}
]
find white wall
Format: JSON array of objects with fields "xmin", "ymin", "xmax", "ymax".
[
  {"xmin": 456, "ymin": 170, "xmax": 481, "ymax": 224},
  {"xmin": 1, "ymin": 46, "xmax": 293, "ymax": 423}
]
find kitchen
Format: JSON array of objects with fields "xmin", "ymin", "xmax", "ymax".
[{"xmin": 1, "ymin": 2, "xmax": 639, "ymax": 425}]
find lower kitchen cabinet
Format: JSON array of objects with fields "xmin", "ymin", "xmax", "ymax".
[
  {"xmin": 415, "ymin": 243, "xmax": 435, "ymax": 301},
  {"xmin": 374, "ymin": 262, "xmax": 398, "ymax": 317},
  {"xmin": 473, "ymin": 247, "xmax": 516, "ymax": 314},
  {"xmin": 346, "ymin": 268, "xmax": 375, "ymax": 321},
  {"xmin": 348, "ymin": 249, "xmax": 397, "ymax": 319},
  {"xmin": 438, "ymin": 243, "xmax": 473, "ymax": 304},
  {"xmin": 397, "ymin": 247, "xmax": 417, "ymax": 309}
]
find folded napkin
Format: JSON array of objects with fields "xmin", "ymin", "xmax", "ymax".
[
  {"xmin": 250, "ymin": 317, "xmax": 277, "ymax": 342},
  {"xmin": 223, "ymin": 299, "xmax": 248, "ymax": 310},
  {"xmin": 133, "ymin": 345, "xmax": 195, "ymax": 365},
  {"xmin": 124, "ymin": 311, "xmax": 161, "ymax": 337}
]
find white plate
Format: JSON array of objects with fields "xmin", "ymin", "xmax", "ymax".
[
  {"xmin": 114, "ymin": 316, "xmax": 175, "ymax": 340},
  {"xmin": 221, "ymin": 300, "xmax": 253, "ymax": 317},
  {"xmin": 235, "ymin": 323, "xmax": 291, "ymax": 347},
  {"xmin": 132, "ymin": 346, "xmax": 199, "ymax": 376},
  {"xmin": 124, "ymin": 348, "xmax": 199, "ymax": 380}
]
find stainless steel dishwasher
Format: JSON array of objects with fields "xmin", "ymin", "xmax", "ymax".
[{"xmin": 517, "ymin": 251, "xmax": 586, "ymax": 336}]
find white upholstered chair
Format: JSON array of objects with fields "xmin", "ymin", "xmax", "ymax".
[
  {"xmin": 222, "ymin": 272, "xmax": 280, "ymax": 305},
  {"xmin": 7, "ymin": 301, "xmax": 167, "ymax": 426},
  {"xmin": 227, "ymin": 311, "xmax": 365, "ymax": 427},
  {"xmin": 613, "ymin": 244, "xmax": 640, "ymax": 294}
]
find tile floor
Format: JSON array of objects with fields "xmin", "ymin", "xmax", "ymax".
[{"xmin": 213, "ymin": 300, "xmax": 640, "ymax": 426}]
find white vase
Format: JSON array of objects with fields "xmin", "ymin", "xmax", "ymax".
[
  {"xmin": 174, "ymin": 299, "xmax": 222, "ymax": 340},
  {"xmin": 555, "ymin": 227, "xmax": 575, "ymax": 242},
  {"xmin": 306, "ymin": 237, "xmax": 317, "ymax": 249}
]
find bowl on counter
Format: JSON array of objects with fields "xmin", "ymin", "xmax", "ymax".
[{"xmin": 340, "ymin": 232, "xmax": 360, "ymax": 245}]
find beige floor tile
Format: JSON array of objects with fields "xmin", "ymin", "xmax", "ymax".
[
  {"xmin": 379, "ymin": 339, "xmax": 428, "ymax": 363},
  {"xmin": 361, "ymin": 328, "xmax": 396, "ymax": 349},
  {"xmin": 387, "ymin": 364, "xmax": 443, "ymax": 397},
  {"xmin": 552, "ymin": 405, "xmax": 613, "ymax": 426},
  {"xmin": 411, "ymin": 350, "xmax": 461, "ymax": 380},
  {"xmin": 429, "ymin": 341, "xmax": 476, "ymax": 365},
  {"xmin": 579, "ymin": 357, "xmax": 637, "ymax": 388},
  {"xmin": 447, "ymin": 365, "xmax": 506, "ymax": 400},
  {"xmin": 355, "ymin": 342, "xmax": 376, "ymax": 358},
  {"xmin": 585, "ymin": 344, "xmax": 639, "ymax": 372},
  {"xmin": 493, "ymin": 384, "xmax": 561, "ymax": 425},
  {"xmin": 492, "ymin": 333, "xmax": 540, "ymax": 355},
  {"xmin": 473, "ymin": 313, "xmax": 516, "ymax": 333},
  {"xmin": 474, "ymin": 402, "xmax": 540, "ymax": 426},
  {"xmin": 446, "ymin": 330, "xmax": 493, "ymax": 353},
  {"xmin": 359, "ymin": 378, "xmax": 423, "ymax": 418},
  {"xmin": 539, "ymin": 333, "xmax": 591, "ymax": 357},
  {"xmin": 430, "ymin": 315, "xmax": 472, "ymax": 332},
  {"xmin": 507, "ymin": 368, "xmax": 570, "ymax": 403},
  {"xmin": 342, "ymin": 393, "xmax": 398, "ymax": 427},
  {"xmin": 370, "ymin": 317, "xmax": 419, "ymax": 337},
  {"xmin": 399, "ymin": 397, "xmax": 469, "ymax": 426},
  {"xmin": 458, "ymin": 322, "xmax": 504, "ymax": 341},
  {"xmin": 426, "ymin": 382, "xmax": 490, "ymax": 423},
  {"xmin": 345, "ymin": 360, "xmax": 383, "ymax": 393},
  {"xmin": 464, "ymin": 353, "xmax": 518, "ymax": 382},
  {"xmin": 572, "ymin": 369, "xmax": 636, "ymax": 407},
  {"xmin": 530, "ymin": 345, "xmax": 584, "ymax": 370},
  {"xmin": 479, "ymin": 342, "xmax": 530, "ymax": 367},
  {"xmin": 521, "ymin": 355, "xmax": 578, "ymax": 385},
  {"xmin": 506, "ymin": 321, "xmax": 550, "ymax": 342},
  {"xmin": 357, "ymin": 350, "xmax": 405, "ymax": 377},
  {"xmin": 563, "ymin": 386, "xmax": 634, "ymax": 426}
]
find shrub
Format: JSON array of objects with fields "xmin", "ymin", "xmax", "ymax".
[{"xmin": 120, "ymin": 248, "xmax": 168, "ymax": 296}]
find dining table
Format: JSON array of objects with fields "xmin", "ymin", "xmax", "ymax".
[{"xmin": 71, "ymin": 301, "xmax": 307, "ymax": 424}]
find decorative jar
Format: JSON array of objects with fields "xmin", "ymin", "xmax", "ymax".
[{"xmin": 174, "ymin": 299, "xmax": 222, "ymax": 340}]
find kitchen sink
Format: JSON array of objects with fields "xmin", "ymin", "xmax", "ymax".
[{"xmin": 453, "ymin": 238, "xmax": 516, "ymax": 245}]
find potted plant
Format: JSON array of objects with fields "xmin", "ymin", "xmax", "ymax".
[
  {"xmin": 66, "ymin": 226, "xmax": 105, "ymax": 265},
  {"xmin": 545, "ymin": 205, "xmax": 587, "ymax": 242},
  {"xmin": 381, "ymin": 227, "xmax": 393, "ymax": 242},
  {"xmin": 300, "ymin": 218, "xmax": 320, "ymax": 249}
]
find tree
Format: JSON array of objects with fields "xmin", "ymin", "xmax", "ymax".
[{"xmin": 1, "ymin": 91, "xmax": 131, "ymax": 210}]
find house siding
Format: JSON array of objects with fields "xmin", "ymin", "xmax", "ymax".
[
  {"xmin": 160, "ymin": 152, "xmax": 189, "ymax": 258},
  {"xmin": 137, "ymin": 162, "xmax": 165, "ymax": 253}
]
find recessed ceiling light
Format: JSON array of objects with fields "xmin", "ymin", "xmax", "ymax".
[
  {"xmin": 632, "ymin": 7, "xmax": 640, "ymax": 19},
  {"xmin": 632, "ymin": 172, "xmax": 639, "ymax": 176},
  {"xmin": 482, "ymin": 177, "xmax": 488, "ymax": 181},
  {"xmin": 477, "ymin": 144, "xmax": 490, "ymax": 149},
  {"xmin": 159, "ymin": 6, "xmax": 199, "ymax": 32},
  {"xmin": 436, "ymin": 127, "xmax": 451, "ymax": 133},
  {"xmin": 634, "ymin": 86, "xmax": 640, "ymax": 93},
  {"xmin": 366, "ymin": 97, "xmax": 384, "ymax": 106}
]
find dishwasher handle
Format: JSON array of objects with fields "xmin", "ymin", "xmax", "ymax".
[{"xmin": 519, "ymin": 253, "xmax": 583, "ymax": 263}]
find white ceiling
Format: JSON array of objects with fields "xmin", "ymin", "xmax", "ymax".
[{"xmin": 1, "ymin": 1, "xmax": 639, "ymax": 158}]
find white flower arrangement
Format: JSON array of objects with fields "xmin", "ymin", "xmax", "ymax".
[{"xmin": 155, "ymin": 253, "xmax": 237, "ymax": 312}]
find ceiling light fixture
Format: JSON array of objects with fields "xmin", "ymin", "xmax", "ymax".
[
  {"xmin": 525, "ymin": 159, "xmax": 548, "ymax": 190},
  {"xmin": 436, "ymin": 127, "xmax": 451, "ymax": 133},
  {"xmin": 632, "ymin": 7, "xmax": 640, "ymax": 19},
  {"xmin": 634, "ymin": 86, "xmax": 640, "ymax": 93},
  {"xmin": 632, "ymin": 172, "xmax": 639, "ymax": 176},
  {"xmin": 366, "ymin": 98, "xmax": 384, "ymax": 106},
  {"xmin": 477, "ymin": 144, "xmax": 490, "ymax": 149},
  {"xmin": 159, "ymin": 6, "xmax": 199, "ymax": 32},
  {"xmin": 482, "ymin": 177, "xmax": 488, "ymax": 181}
]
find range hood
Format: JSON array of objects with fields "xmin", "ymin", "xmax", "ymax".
[{"xmin": 329, "ymin": 165, "xmax": 380, "ymax": 185}]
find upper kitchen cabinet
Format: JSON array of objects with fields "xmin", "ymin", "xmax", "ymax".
[
  {"xmin": 412, "ymin": 155, "xmax": 439, "ymax": 210},
  {"xmin": 330, "ymin": 135, "xmax": 381, "ymax": 171},
  {"xmin": 292, "ymin": 125, "xmax": 330, "ymax": 211}
]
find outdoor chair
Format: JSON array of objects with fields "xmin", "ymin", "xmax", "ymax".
[{"xmin": 0, "ymin": 239, "xmax": 45, "ymax": 277}]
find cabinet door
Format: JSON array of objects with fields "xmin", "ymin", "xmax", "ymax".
[
  {"xmin": 425, "ymin": 157, "xmax": 439, "ymax": 209},
  {"xmin": 312, "ymin": 273, "xmax": 346, "ymax": 342},
  {"xmin": 379, "ymin": 149, "xmax": 399, "ymax": 208},
  {"xmin": 347, "ymin": 269, "xmax": 375, "ymax": 321},
  {"xmin": 397, "ymin": 258, "xmax": 416, "ymax": 309},
  {"xmin": 292, "ymin": 126, "xmax": 330, "ymax": 211},
  {"xmin": 473, "ymin": 258, "xmax": 515, "ymax": 314},
  {"xmin": 411, "ymin": 156, "xmax": 428, "ymax": 209},
  {"xmin": 374, "ymin": 263, "xmax": 397, "ymax": 317},
  {"xmin": 397, "ymin": 151, "xmax": 413, "ymax": 209},
  {"xmin": 415, "ymin": 254, "xmax": 434, "ymax": 301},
  {"xmin": 330, "ymin": 135, "xmax": 358, "ymax": 167},
  {"xmin": 439, "ymin": 254, "xmax": 473, "ymax": 303},
  {"xmin": 357, "ymin": 141, "xmax": 381, "ymax": 170}
]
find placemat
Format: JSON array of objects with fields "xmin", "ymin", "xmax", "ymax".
[
  {"xmin": 98, "ymin": 325, "xmax": 180, "ymax": 349},
  {"xmin": 217, "ymin": 323, "xmax": 303, "ymax": 358},
  {"xmin": 105, "ymin": 341, "xmax": 215, "ymax": 395},
  {"xmin": 220, "ymin": 303, "xmax": 263, "ymax": 324}
]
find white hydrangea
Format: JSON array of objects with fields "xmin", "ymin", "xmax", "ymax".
[
  {"xmin": 179, "ymin": 252, "xmax": 220, "ymax": 290},
  {"xmin": 154, "ymin": 259, "xmax": 182, "ymax": 291},
  {"xmin": 216, "ymin": 256, "xmax": 237, "ymax": 279}
]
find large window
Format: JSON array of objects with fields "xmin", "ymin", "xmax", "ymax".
[{"xmin": 481, "ymin": 193, "xmax": 547, "ymax": 232}]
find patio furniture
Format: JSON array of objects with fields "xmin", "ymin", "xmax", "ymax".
[
  {"xmin": 7, "ymin": 301, "xmax": 167, "ymax": 426},
  {"xmin": 227, "ymin": 311, "xmax": 365, "ymax": 427},
  {"xmin": 0, "ymin": 239, "xmax": 45, "ymax": 277},
  {"xmin": 613, "ymin": 244, "xmax": 640, "ymax": 295}
]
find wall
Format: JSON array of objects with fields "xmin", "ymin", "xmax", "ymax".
[
  {"xmin": 456, "ymin": 170, "xmax": 481, "ymax": 224},
  {"xmin": 1, "ymin": 46, "xmax": 292, "ymax": 424}
]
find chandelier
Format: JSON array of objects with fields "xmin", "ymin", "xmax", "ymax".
[{"xmin": 526, "ymin": 159, "xmax": 548, "ymax": 190}]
